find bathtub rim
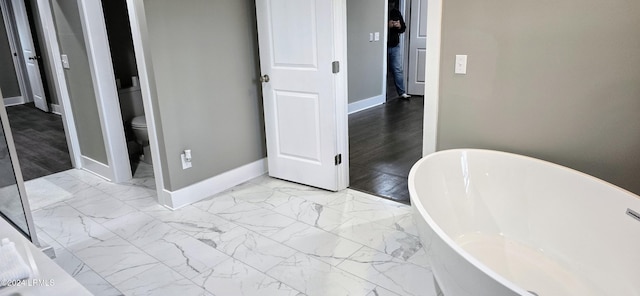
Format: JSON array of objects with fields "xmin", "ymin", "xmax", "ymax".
[{"xmin": 408, "ymin": 148, "xmax": 639, "ymax": 295}]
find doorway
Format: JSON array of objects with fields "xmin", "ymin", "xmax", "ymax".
[
  {"xmin": 100, "ymin": 0, "xmax": 151, "ymax": 180},
  {"xmin": 347, "ymin": 0, "xmax": 425, "ymax": 204}
]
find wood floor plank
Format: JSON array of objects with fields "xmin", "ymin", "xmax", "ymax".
[
  {"xmin": 6, "ymin": 104, "xmax": 73, "ymax": 181},
  {"xmin": 348, "ymin": 96, "xmax": 424, "ymax": 204}
]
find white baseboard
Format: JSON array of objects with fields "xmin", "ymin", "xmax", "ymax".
[
  {"xmin": 3, "ymin": 96, "xmax": 25, "ymax": 107},
  {"xmin": 348, "ymin": 94, "xmax": 385, "ymax": 114},
  {"xmin": 81, "ymin": 156, "xmax": 113, "ymax": 181},
  {"xmin": 163, "ymin": 158, "xmax": 268, "ymax": 209},
  {"xmin": 50, "ymin": 104, "xmax": 63, "ymax": 115}
]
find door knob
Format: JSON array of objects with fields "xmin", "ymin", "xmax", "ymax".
[
  {"xmin": 259, "ymin": 75, "xmax": 270, "ymax": 83},
  {"xmin": 28, "ymin": 56, "xmax": 40, "ymax": 60}
]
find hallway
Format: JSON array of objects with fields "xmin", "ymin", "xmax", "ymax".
[{"xmin": 349, "ymin": 96, "xmax": 424, "ymax": 204}]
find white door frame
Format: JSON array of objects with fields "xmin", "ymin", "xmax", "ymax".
[
  {"xmin": 422, "ymin": 0, "xmax": 441, "ymax": 155},
  {"xmin": 75, "ymin": 0, "xmax": 131, "ymax": 182},
  {"xmin": 33, "ymin": 0, "xmax": 82, "ymax": 168},
  {"xmin": 399, "ymin": 0, "xmax": 410, "ymax": 94},
  {"xmin": 0, "ymin": 0, "xmax": 28, "ymax": 106},
  {"xmin": 334, "ymin": 0, "xmax": 350, "ymax": 189},
  {"xmin": 125, "ymin": 0, "xmax": 169, "ymax": 204}
]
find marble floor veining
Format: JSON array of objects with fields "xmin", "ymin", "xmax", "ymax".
[{"xmin": 27, "ymin": 166, "xmax": 437, "ymax": 296}]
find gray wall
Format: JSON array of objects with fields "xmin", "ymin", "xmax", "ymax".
[
  {"xmin": 143, "ymin": 0, "xmax": 266, "ymax": 191},
  {"xmin": 437, "ymin": 1, "xmax": 640, "ymax": 194},
  {"xmin": 347, "ymin": 0, "xmax": 386, "ymax": 104},
  {"xmin": 0, "ymin": 7, "xmax": 21, "ymax": 98},
  {"xmin": 51, "ymin": 0, "xmax": 108, "ymax": 164}
]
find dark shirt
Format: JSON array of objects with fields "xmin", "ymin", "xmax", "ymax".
[{"xmin": 388, "ymin": 8, "xmax": 406, "ymax": 48}]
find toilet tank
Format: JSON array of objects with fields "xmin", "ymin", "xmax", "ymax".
[{"xmin": 117, "ymin": 86, "xmax": 145, "ymax": 123}]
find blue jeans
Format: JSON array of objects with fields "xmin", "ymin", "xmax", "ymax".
[{"xmin": 388, "ymin": 45, "xmax": 406, "ymax": 96}]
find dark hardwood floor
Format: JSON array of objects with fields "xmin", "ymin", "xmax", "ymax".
[
  {"xmin": 6, "ymin": 103, "xmax": 72, "ymax": 181},
  {"xmin": 349, "ymin": 96, "xmax": 424, "ymax": 204}
]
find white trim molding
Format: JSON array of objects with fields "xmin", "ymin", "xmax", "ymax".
[
  {"xmin": 163, "ymin": 158, "xmax": 268, "ymax": 210},
  {"xmin": 3, "ymin": 96, "xmax": 25, "ymax": 106},
  {"xmin": 347, "ymin": 94, "xmax": 385, "ymax": 114},
  {"xmin": 422, "ymin": 0, "xmax": 442, "ymax": 156},
  {"xmin": 126, "ymin": 0, "xmax": 167, "ymax": 205},
  {"xmin": 334, "ymin": 0, "xmax": 349, "ymax": 190},
  {"xmin": 49, "ymin": 103, "xmax": 62, "ymax": 115},
  {"xmin": 35, "ymin": 0, "xmax": 82, "ymax": 169},
  {"xmin": 81, "ymin": 156, "xmax": 113, "ymax": 181},
  {"xmin": 78, "ymin": 0, "xmax": 131, "ymax": 183}
]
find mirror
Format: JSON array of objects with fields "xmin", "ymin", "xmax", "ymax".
[
  {"xmin": 0, "ymin": 107, "xmax": 29, "ymax": 235},
  {"xmin": 0, "ymin": 86, "xmax": 33, "ymax": 240}
]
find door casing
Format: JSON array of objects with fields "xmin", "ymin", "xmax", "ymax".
[{"xmin": 423, "ymin": 0, "xmax": 441, "ymax": 155}]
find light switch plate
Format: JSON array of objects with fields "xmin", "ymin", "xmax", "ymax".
[
  {"xmin": 369, "ymin": 33, "xmax": 374, "ymax": 42},
  {"xmin": 374, "ymin": 32, "xmax": 380, "ymax": 41},
  {"xmin": 61, "ymin": 54, "xmax": 70, "ymax": 69},
  {"xmin": 181, "ymin": 153, "xmax": 192, "ymax": 169},
  {"xmin": 455, "ymin": 55, "xmax": 467, "ymax": 74}
]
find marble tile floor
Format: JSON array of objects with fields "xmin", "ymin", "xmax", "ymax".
[{"xmin": 27, "ymin": 167, "xmax": 437, "ymax": 296}]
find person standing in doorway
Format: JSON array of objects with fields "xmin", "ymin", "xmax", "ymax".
[{"xmin": 388, "ymin": 0, "xmax": 410, "ymax": 100}]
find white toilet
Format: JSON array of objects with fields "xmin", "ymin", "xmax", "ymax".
[{"xmin": 131, "ymin": 116, "xmax": 151, "ymax": 164}]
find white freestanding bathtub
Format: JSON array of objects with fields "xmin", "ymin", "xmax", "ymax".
[{"xmin": 408, "ymin": 149, "xmax": 640, "ymax": 296}]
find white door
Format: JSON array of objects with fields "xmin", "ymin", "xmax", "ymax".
[
  {"xmin": 255, "ymin": 0, "xmax": 344, "ymax": 191},
  {"xmin": 10, "ymin": 0, "xmax": 48, "ymax": 112},
  {"xmin": 407, "ymin": 0, "xmax": 427, "ymax": 95}
]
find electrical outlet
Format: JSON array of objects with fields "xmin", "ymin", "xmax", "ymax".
[{"xmin": 181, "ymin": 153, "xmax": 192, "ymax": 169}]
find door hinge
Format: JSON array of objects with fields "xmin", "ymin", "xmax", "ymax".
[
  {"xmin": 332, "ymin": 61, "xmax": 340, "ymax": 74},
  {"xmin": 334, "ymin": 154, "xmax": 342, "ymax": 165}
]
